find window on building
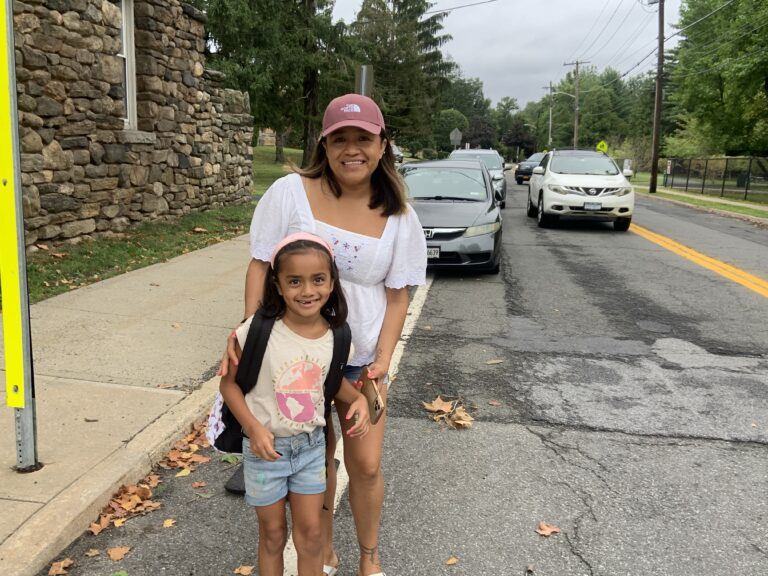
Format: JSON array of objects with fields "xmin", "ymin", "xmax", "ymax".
[{"xmin": 115, "ymin": 0, "xmax": 137, "ymax": 129}]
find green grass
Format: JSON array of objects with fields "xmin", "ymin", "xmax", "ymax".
[
  {"xmin": 634, "ymin": 187, "xmax": 768, "ymax": 220},
  {"xmin": 1, "ymin": 145, "xmax": 305, "ymax": 309}
]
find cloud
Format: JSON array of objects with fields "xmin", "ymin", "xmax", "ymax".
[{"xmin": 333, "ymin": 0, "xmax": 683, "ymax": 107}]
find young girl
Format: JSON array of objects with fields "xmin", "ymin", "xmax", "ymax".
[{"xmin": 219, "ymin": 232, "xmax": 371, "ymax": 576}]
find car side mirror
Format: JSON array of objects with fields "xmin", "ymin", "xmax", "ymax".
[
  {"xmin": 532, "ymin": 166, "xmax": 545, "ymax": 175},
  {"xmin": 503, "ymin": 164, "xmax": 512, "ymax": 171},
  {"xmin": 623, "ymin": 169, "xmax": 634, "ymax": 180},
  {"xmin": 492, "ymin": 173, "xmax": 503, "ymax": 181},
  {"xmin": 494, "ymin": 190, "xmax": 503, "ymax": 202}
]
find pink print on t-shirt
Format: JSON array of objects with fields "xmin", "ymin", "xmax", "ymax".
[{"xmin": 274, "ymin": 360, "xmax": 324, "ymax": 423}]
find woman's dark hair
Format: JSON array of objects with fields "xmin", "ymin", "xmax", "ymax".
[
  {"xmin": 261, "ymin": 239, "xmax": 348, "ymax": 328},
  {"xmin": 293, "ymin": 131, "xmax": 408, "ymax": 217}
]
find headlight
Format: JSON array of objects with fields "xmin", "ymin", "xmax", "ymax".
[
  {"xmin": 463, "ymin": 222, "xmax": 501, "ymax": 237},
  {"xmin": 547, "ymin": 184, "xmax": 570, "ymax": 195},
  {"xmin": 617, "ymin": 186, "xmax": 633, "ymax": 196}
]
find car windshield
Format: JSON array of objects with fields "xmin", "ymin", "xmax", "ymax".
[
  {"xmin": 402, "ymin": 167, "xmax": 487, "ymax": 201},
  {"xmin": 452, "ymin": 152, "xmax": 502, "ymax": 170},
  {"xmin": 525, "ymin": 153, "xmax": 545, "ymax": 164},
  {"xmin": 551, "ymin": 155, "xmax": 620, "ymax": 175}
]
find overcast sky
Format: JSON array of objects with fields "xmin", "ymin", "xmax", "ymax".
[{"xmin": 332, "ymin": 0, "xmax": 683, "ymax": 108}]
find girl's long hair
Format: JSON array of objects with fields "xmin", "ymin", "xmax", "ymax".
[
  {"xmin": 294, "ymin": 131, "xmax": 408, "ymax": 217},
  {"xmin": 261, "ymin": 239, "xmax": 348, "ymax": 328}
]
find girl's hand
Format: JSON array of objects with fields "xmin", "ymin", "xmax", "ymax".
[
  {"xmin": 345, "ymin": 395, "xmax": 371, "ymax": 439},
  {"xmin": 217, "ymin": 328, "xmax": 241, "ymax": 377},
  {"xmin": 246, "ymin": 423, "xmax": 281, "ymax": 461}
]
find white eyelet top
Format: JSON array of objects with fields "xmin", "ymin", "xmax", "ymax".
[{"xmin": 249, "ymin": 173, "xmax": 427, "ymax": 366}]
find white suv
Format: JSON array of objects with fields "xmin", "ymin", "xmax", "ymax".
[{"xmin": 527, "ymin": 150, "xmax": 634, "ymax": 231}]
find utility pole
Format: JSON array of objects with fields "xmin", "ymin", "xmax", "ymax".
[
  {"xmin": 563, "ymin": 60, "xmax": 589, "ymax": 149},
  {"xmin": 542, "ymin": 82, "xmax": 553, "ymax": 148},
  {"xmin": 648, "ymin": 0, "xmax": 664, "ymax": 193}
]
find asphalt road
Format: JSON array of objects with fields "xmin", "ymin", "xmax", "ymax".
[{"xmin": 43, "ymin": 181, "xmax": 768, "ymax": 576}]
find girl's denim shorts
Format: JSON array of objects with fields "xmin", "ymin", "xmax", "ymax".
[{"xmin": 242, "ymin": 427, "xmax": 326, "ymax": 507}]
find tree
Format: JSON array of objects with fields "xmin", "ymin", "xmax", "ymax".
[
  {"xmin": 433, "ymin": 108, "xmax": 468, "ymax": 153},
  {"xmin": 464, "ymin": 115, "xmax": 495, "ymax": 149}
]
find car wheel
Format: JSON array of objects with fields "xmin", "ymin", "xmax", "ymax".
[
  {"xmin": 516, "ymin": 178, "xmax": 523, "ymax": 185},
  {"xmin": 614, "ymin": 217, "xmax": 632, "ymax": 232},
  {"xmin": 500, "ymin": 200, "xmax": 506, "ymax": 209},
  {"xmin": 526, "ymin": 190, "xmax": 537, "ymax": 217},
  {"xmin": 537, "ymin": 193, "xmax": 556, "ymax": 228}
]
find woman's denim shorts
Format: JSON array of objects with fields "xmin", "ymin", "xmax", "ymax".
[
  {"xmin": 242, "ymin": 427, "xmax": 326, "ymax": 507},
  {"xmin": 343, "ymin": 365, "xmax": 390, "ymax": 388}
]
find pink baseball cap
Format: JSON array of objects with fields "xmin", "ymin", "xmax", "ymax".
[
  {"xmin": 270, "ymin": 232, "xmax": 334, "ymax": 268},
  {"xmin": 321, "ymin": 94, "xmax": 385, "ymax": 138}
]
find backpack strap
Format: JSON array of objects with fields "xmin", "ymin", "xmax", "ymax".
[
  {"xmin": 323, "ymin": 322, "xmax": 352, "ymax": 422},
  {"xmin": 235, "ymin": 310, "xmax": 276, "ymax": 395}
]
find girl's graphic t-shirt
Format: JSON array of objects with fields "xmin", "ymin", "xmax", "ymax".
[{"xmin": 235, "ymin": 317, "xmax": 344, "ymax": 437}]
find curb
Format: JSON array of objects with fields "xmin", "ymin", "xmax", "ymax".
[
  {"xmin": 0, "ymin": 377, "xmax": 220, "ymax": 576},
  {"xmin": 638, "ymin": 191, "xmax": 768, "ymax": 226}
]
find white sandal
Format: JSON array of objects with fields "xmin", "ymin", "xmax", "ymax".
[{"xmin": 323, "ymin": 565, "xmax": 338, "ymax": 576}]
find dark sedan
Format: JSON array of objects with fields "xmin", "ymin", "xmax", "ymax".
[
  {"xmin": 514, "ymin": 152, "xmax": 545, "ymax": 185},
  {"xmin": 400, "ymin": 160, "xmax": 502, "ymax": 273}
]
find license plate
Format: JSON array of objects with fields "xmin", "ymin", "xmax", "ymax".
[
  {"xmin": 427, "ymin": 247, "xmax": 440, "ymax": 259},
  {"xmin": 584, "ymin": 202, "xmax": 602, "ymax": 211}
]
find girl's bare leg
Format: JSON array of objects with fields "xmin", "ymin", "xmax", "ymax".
[
  {"xmin": 322, "ymin": 424, "xmax": 339, "ymax": 570},
  {"xmin": 289, "ymin": 492, "xmax": 325, "ymax": 576},
  {"xmin": 254, "ymin": 499, "xmax": 288, "ymax": 576},
  {"xmin": 337, "ymin": 384, "xmax": 388, "ymax": 576}
]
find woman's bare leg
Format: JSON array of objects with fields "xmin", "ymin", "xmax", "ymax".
[
  {"xmin": 337, "ymin": 384, "xmax": 388, "ymax": 576},
  {"xmin": 322, "ymin": 423, "xmax": 339, "ymax": 571}
]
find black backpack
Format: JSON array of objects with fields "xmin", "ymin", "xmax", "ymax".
[{"xmin": 213, "ymin": 310, "xmax": 351, "ymax": 453}]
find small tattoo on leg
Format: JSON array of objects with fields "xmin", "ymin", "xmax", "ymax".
[{"xmin": 359, "ymin": 543, "xmax": 378, "ymax": 563}]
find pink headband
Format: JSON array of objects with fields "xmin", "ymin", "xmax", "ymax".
[{"xmin": 270, "ymin": 232, "xmax": 334, "ymax": 268}]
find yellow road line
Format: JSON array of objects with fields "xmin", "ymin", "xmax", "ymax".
[{"xmin": 630, "ymin": 223, "xmax": 768, "ymax": 298}]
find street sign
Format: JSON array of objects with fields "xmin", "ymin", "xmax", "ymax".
[
  {"xmin": 596, "ymin": 140, "xmax": 608, "ymax": 153},
  {"xmin": 449, "ymin": 128, "xmax": 462, "ymax": 147},
  {"xmin": 2, "ymin": 0, "xmax": 39, "ymax": 470}
]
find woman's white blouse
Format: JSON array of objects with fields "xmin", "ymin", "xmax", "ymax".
[{"xmin": 249, "ymin": 173, "xmax": 427, "ymax": 367}]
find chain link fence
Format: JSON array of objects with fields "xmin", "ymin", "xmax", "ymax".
[{"xmin": 657, "ymin": 157, "xmax": 768, "ymax": 204}]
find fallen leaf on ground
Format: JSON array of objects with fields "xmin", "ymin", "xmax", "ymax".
[
  {"xmin": 107, "ymin": 546, "xmax": 130, "ymax": 561},
  {"xmin": 37, "ymin": 244, "xmax": 49, "ymax": 251},
  {"xmin": 485, "ymin": 359, "xmax": 504, "ymax": 364},
  {"xmin": 488, "ymin": 399, "xmax": 502, "ymax": 406},
  {"xmin": 84, "ymin": 549, "xmax": 100, "ymax": 557},
  {"xmin": 535, "ymin": 521, "xmax": 561, "ymax": 537},
  {"xmin": 175, "ymin": 468, "xmax": 191, "ymax": 478},
  {"xmin": 48, "ymin": 558, "xmax": 74, "ymax": 575},
  {"xmin": 446, "ymin": 556, "xmax": 459, "ymax": 565},
  {"xmin": 234, "ymin": 566, "xmax": 255, "ymax": 575},
  {"xmin": 525, "ymin": 564, "xmax": 536, "ymax": 574},
  {"xmin": 163, "ymin": 519, "xmax": 176, "ymax": 528},
  {"xmin": 113, "ymin": 518, "xmax": 126, "ymax": 527},
  {"xmin": 423, "ymin": 396, "xmax": 454, "ymax": 413},
  {"xmin": 192, "ymin": 481, "xmax": 208, "ymax": 488},
  {"xmin": 192, "ymin": 227, "xmax": 209, "ymax": 233}
]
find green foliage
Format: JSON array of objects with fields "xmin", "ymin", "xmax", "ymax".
[
  {"xmin": 432, "ymin": 108, "xmax": 468, "ymax": 153},
  {"xmin": 670, "ymin": 0, "xmax": 768, "ymax": 155}
]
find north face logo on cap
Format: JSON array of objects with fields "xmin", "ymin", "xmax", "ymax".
[{"xmin": 340, "ymin": 103, "xmax": 362, "ymax": 113}]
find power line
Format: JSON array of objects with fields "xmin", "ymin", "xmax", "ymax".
[
  {"xmin": 578, "ymin": 0, "xmax": 628, "ymax": 60},
  {"xmin": 585, "ymin": 0, "xmax": 641, "ymax": 61},
  {"xmin": 665, "ymin": 0, "xmax": 738, "ymax": 41},
  {"xmin": 569, "ymin": 0, "xmax": 611, "ymax": 60}
]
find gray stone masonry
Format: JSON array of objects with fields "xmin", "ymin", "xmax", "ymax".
[{"xmin": 14, "ymin": 0, "xmax": 254, "ymax": 247}]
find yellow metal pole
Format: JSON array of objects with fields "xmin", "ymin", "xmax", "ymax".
[{"xmin": 1, "ymin": 0, "xmax": 39, "ymax": 470}]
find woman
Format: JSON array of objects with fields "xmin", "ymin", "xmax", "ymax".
[{"xmin": 221, "ymin": 93, "xmax": 427, "ymax": 576}]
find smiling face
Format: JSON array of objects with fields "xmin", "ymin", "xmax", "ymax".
[
  {"xmin": 323, "ymin": 126, "xmax": 387, "ymax": 188},
  {"xmin": 274, "ymin": 249, "xmax": 334, "ymax": 323}
]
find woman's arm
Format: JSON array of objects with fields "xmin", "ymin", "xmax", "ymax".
[
  {"xmin": 218, "ymin": 258, "xmax": 270, "ymax": 377},
  {"xmin": 367, "ymin": 286, "xmax": 410, "ymax": 380}
]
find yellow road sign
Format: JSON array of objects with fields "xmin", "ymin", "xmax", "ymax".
[
  {"xmin": 596, "ymin": 140, "xmax": 608, "ymax": 153},
  {"xmin": 1, "ymin": 0, "xmax": 29, "ymax": 408}
]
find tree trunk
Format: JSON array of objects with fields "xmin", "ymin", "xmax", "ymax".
[{"xmin": 275, "ymin": 130, "xmax": 288, "ymax": 164}]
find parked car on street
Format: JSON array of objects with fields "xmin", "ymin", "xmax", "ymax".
[
  {"xmin": 527, "ymin": 149, "xmax": 635, "ymax": 231},
  {"xmin": 391, "ymin": 144, "xmax": 404, "ymax": 163},
  {"xmin": 400, "ymin": 159, "xmax": 502, "ymax": 273},
  {"xmin": 514, "ymin": 152, "xmax": 545, "ymax": 185},
  {"xmin": 448, "ymin": 148, "xmax": 508, "ymax": 208}
]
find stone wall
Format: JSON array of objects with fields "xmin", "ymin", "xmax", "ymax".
[{"xmin": 14, "ymin": 0, "xmax": 253, "ymax": 246}]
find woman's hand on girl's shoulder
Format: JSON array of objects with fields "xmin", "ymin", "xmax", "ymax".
[{"xmin": 216, "ymin": 327, "xmax": 242, "ymax": 377}]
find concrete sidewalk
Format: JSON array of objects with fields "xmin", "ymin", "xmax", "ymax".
[{"xmin": 0, "ymin": 236, "xmax": 250, "ymax": 576}]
